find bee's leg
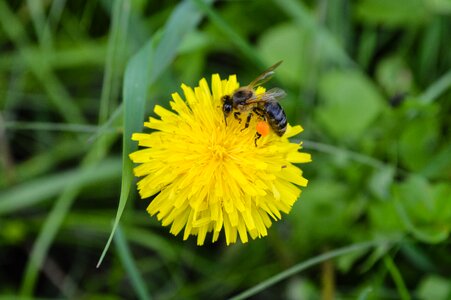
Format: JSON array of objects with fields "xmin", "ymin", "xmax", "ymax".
[
  {"xmin": 233, "ymin": 112, "xmax": 242, "ymax": 123},
  {"xmin": 254, "ymin": 132, "xmax": 262, "ymax": 147},
  {"xmin": 253, "ymin": 107, "xmax": 266, "ymax": 120},
  {"xmin": 241, "ymin": 112, "xmax": 253, "ymax": 131}
]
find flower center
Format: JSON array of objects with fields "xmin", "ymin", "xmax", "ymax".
[{"xmin": 208, "ymin": 144, "xmax": 228, "ymax": 161}]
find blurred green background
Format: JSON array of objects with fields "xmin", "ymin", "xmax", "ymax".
[{"xmin": 1, "ymin": 0, "xmax": 450, "ymax": 299}]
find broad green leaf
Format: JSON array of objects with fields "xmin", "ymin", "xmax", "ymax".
[
  {"xmin": 417, "ymin": 275, "xmax": 451, "ymax": 300},
  {"xmin": 289, "ymin": 180, "xmax": 356, "ymax": 252},
  {"xmin": 394, "ymin": 176, "xmax": 451, "ymax": 243},
  {"xmin": 258, "ymin": 23, "xmax": 309, "ymax": 87},
  {"xmin": 399, "ymin": 113, "xmax": 439, "ymax": 171},
  {"xmin": 316, "ymin": 70, "xmax": 384, "ymax": 142},
  {"xmin": 368, "ymin": 201, "xmax": 405, "ymax": 237}
]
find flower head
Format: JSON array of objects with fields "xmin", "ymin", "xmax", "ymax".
[{"xmin": 129, "ymin": 73, "xmax": 311, "ymax": 245}]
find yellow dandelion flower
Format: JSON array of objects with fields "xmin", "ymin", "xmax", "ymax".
[{"xmin": 129, "ymin": 72, "xmax": 311, "ymax": 246}]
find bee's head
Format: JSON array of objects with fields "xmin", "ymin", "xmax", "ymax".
[
  {"xmin": 232, "ymin": 88, "xmax": 253, "ymax": 104},
  {"xmin": 222, "ymin": 95, "xmax": 233, "ymax": 125}
]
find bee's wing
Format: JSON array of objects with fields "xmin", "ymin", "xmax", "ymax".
[
  {"xmin": 247, "ymin": 61, "xmax": 283, "ymax": 88},
  {"xmin": 261, "ymin": 87, "xmax": 286, "ymax": 101},
  {"xmin": 245, "ymin": 88, "xmax": 287, "ymax": 104}
]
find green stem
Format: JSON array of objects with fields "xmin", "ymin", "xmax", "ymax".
[{"xmin": 383, "ymin": 255, "xmax": 411, "ymax": 300}]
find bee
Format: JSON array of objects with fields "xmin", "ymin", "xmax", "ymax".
[{"xmin": 222, "ymin": 61, "xmax": 287, "ymax": 146}]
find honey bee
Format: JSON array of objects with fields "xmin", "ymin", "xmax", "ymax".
[{"xmin": 222, "ymin": 61, "xmax": 287, "ymax": 146}]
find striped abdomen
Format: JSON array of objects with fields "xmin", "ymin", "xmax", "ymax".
[{"xmin": 264, "ymin": 102, "xmax": 287, "ymax": 136}]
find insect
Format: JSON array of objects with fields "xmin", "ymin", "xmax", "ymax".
[{"xmin": 222, "ymin": 61, "xmax": 287, "ymax": 146}]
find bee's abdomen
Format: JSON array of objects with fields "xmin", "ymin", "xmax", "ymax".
[{"xmin": 264, "ymin": 102, "xmax": 287, "ymax": 136}]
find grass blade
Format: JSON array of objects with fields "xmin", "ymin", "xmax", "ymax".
[
  {"xmin": 19, "ymin": 136, "xmax": 119, "ymax": 296},
  {"xmin": 98, "ymin": 0, "xmax": 130, "ymax": 125},
  {"xmin": 419, "ymin": 69, "xmax": 451, "ymax": 104},
  {"xmin": 4, "ymin": 121, "xmax": 114, "ymax": 133},
  {"xmin": 16, "ymin": 0, "xmax": 132, "ymax": 289},
  {"xmin": 96, "ymin": 0, "xmax": 213, "ymax": 268},
  {"xmin": 230, "ymin": 240, "xmax": 394, "ymax": 300},
  {"xmin": 0, "ymin": 158, "xmax": 121, "ymax": 214},
  {"xmin": 114, "ymin": 226, "xmax": 152, "ymax": 300},
  {"xmin": 0, "ymin": 0, "xmax": 86, "ymax": 124}
]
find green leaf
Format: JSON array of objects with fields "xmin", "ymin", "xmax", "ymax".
[
  {"xmin": 316, "ymin": 70, "xmax": 384, "ymax": 142},
  {"xmin": 97, "ymin": 0, "xmax": 212, "ymax": 268},
  {"xmin": 289, "ymin": 180, "xmax": 354, "ymax": 251},
  {"xmin": 417, "ymin": 275, "xmax": 451, "ymax": 300},
  {"xmin": 368, "ymin": 166, "xmax": 395, "ymax": 200},
  {"xmin": 399, "ymin": 112, "xmax": 440, "ymax": 171},
  {"xmin": 393, "ymin": 176, "xmax": 451, "ymax": 243},
  {"xmin": 258, "ymin": 23, "xmax": 309, "ymax": 87},
  {"xmin": 369, "ymin": 200, "xmax": 405, "ymax": 236}
]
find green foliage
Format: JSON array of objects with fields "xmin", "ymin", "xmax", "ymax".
[
  {"xmin": 417, "ymin": 275, "xmax": 451, "ymax": 300},
  {"xmin": 316, "ymin": 70, "xmax": 384, "ymax": 142},
  {"xmin": 356, "ymin": 0, "xmax": 432, "ymax": 26},
  {"xmin": 0, "ymin": 0, "xmax": 450, "ymax": 299},
  {"xmin": 258, "ymin": 23, "xmax": 309, "ymax": 86}
]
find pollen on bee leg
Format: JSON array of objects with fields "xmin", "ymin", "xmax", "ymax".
[{"xmin": 256, "ymin": 120, "xmax": 270, "ymax": 137}]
